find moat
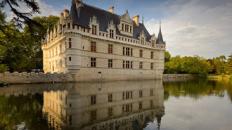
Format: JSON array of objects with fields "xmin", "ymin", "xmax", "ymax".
[{"xmin": 0, "ymin": 80, "xmax": 232, "ymax": 130}]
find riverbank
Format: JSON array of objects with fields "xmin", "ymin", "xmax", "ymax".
[
  {"xmin": 0, "ymin": 72, "xmax": 196, "ymax": 85},
  {"xmin": 208, "ymin": 75, "xmax": 232, "ymax": 84}
]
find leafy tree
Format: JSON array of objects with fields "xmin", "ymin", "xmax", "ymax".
[
  {"xmin": 165, "ymin": 51, "xmax": 171, "ymax": 62},
  {"xmin": 227, "ymin": 55, "xmax": 232, "ymax": 74}
]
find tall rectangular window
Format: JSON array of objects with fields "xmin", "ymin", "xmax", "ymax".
[
  {"xmin": 151, "ymin": 63, "xmax": 154, "ymax": 70},
  {"xmin": 151, "ymin": 51, "xmax": 154, "ymax": 59},
  {"xmin": 110, "ymin": 29, "xmax": 114, "ymax": 38},
  {"xmin": 91, "ymin": 58, "xmax": 96, "ymax": 67},
  {"xmin": 130, "ymin": 48, "xmax": 133, "ymax": 56},
  {"xmin": 69, "ymin": 38, "xmax": 72, "ymax": 48},
  {"xmin": 139, "ymin": 62, "xmax": 143, "ymax": 69},
  {"xmin": 108, "ymin": 107, "xmax": 113, "ymax": 117},
  {"xmin": 125, "ymin": 24, "xmax": 129, "ymax": 32},
  {"xmin": 123, "ymin": 47, "xmax": 125, "ymax": 55},
  {"xmin": 141, "ymin": 38, "xmax": 145, "ymax": 44},
  {"xmin": 108, "ymin": 94, "xmax": 113, "ymax": 102},
  {"xmin": 130, "ymin": 61, "xmax": 133, "ymax": 69},
  {"xmin": 91, "ymin": 41, "xmax": 96, "ymax": 52},
  {"xmin": 92, "ymin": 25, "xmax": 97, "ymax": 35},
  {"xmin": 108, "ymin": 44, "xmax": 113, "ymax": 54},
  {"xmin": 122, "ymin": 23, "xmax": 124, "ymax": 31},
  {"xmin": 139, "ymin": 102, "xmax": 142, "ymax": 110},
  {"xmin": 91, "ymin": 95, "xmax": 96, "ymax": 105},
  {"xmin": 108, "ymin": 59, "xmax": 113, "ymax": 68},
  {"xmin": 139, "ymin": 50, "xmax": 143, "ymax": 57},
  {"xmin": 123, "ymin": 60, "xmax": 125, "ymax": 69}
]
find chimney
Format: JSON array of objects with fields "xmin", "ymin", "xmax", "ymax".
[
  {"xmin": 108, "ymin": 6, "xmax": 114, "ymax": 14},
  {"xmin": 133, "ymin": 15, "xmax": 140, "ymax": 26},
  {"xmin": 63, "ymin": 9, "xmax": 69, "ymax": 18}
]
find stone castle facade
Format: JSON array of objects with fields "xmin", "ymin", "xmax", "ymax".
[{"xmin": 41, "ymin": 0, "xmax": 166, "ymax": 81}]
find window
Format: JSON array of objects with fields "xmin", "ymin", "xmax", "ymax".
[
  {"xmin": 141, "ymin": 38, "xmax": 145, "ymax": 44},
  {"xmin": 69, "ymin": 115, "xmax": 72, "ymax": 125},
  {"xmin": 108, "ymin": 94, "xmax": 113, "ymax": 102},
  {"xmin": 108, "ymin": 59, "xmax": 113, "ymax": 68},
  {"xmin": 123, "ymin": 60, "xmax": 125, "ymax": 68},
  {"xmin": 91, "ymin": 41, "xmax": 96, "ymax": 52},
  {"xmin": 126, "ymin": 61, "xmax": 129, "ymax": 69},
  {"xmin": 90, "ymin": 110, "xmax": 97, "ymax": 121},
  {"xmin": 122, "ymin": 23, "xmax": 124, "ymax": 31},
  {"xmin": 68, "ymin": 23, "xmax": 70, "ymax": 29},
  {"xmin": 130, "ymin": 61, "xmax": 133, "ymax": 69},
  {"xmin": 125, "ymin": 24, "xmax": 129, "ymax": 32},
  {"xmin": 123, "ymin": 47, "xmax": 125, "ymax": 55},
  {"xmin": 139, "ymin": 102, "xmax": 142, "ymax": 110},
  {"xmin": 110, "ymin": 29, "xmax": 114, "ymax": 38},
  {"xmin": 139, "ymin": 62, "xmax": 143, "ymax": 69},
  {"xmin": 108, "ymin": 44, "xmax": 113, "ymax": 54},
  {"xmin": 69, "ymin": 38, "xmax": 72, "ymax": 48},
  {"xmin": 91, "ymin": 95, "xmax": 96, "ymax": 105},
  {"xmin": 91, "ymin": 58, "xmax": 96, "ymax": 67},
  {"xmin": 92, "ymin": 25, "xmax": 97, "ymax": 35},
  {"xmin": 151, "ymin": 63, "xmax": 154, "ymax": 70},
  {"xmin": 130, "ymin": 48, "xmax": 133, "ymax": 56},
  {"xmin": 69, "ymin": 57, "xmax": 72, "ymax": 61},
  {"xmin": 151, "ymin": 51, "xmax": 154, "ymax": 59},
  {"xmin": 139, "ymin": 50, "xmax": 143, "ymax": 57},
  {"xmin": 129, "ymin": 26, "xmax": 132, "ymax": 33},
  {"xmin": 108, "ymin": 107, "xmax": 113, "ymax": 117},
  {"xmin": 139, "ymin": 90, "xmax": 143, "ymax": 97}
]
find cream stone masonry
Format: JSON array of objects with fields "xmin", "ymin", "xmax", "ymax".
[{"xmin": 42, "ymin": 0, "xmax": 166, "ymax": 81}]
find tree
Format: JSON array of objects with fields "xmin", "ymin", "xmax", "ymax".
[
  {"xmin": 0, "ymin": 0, "xmax": 40, "ymax": 29},
  {"xmin": 0, "ymin": 14, "xmax": 59, "ymax": 72},
  {"xmin": 165, "ymin": 51, "xmax": 171, "ymax": 62},
  {"xmin": 227, "ymin": 55, "xmax": 232, "ymax": 74}
]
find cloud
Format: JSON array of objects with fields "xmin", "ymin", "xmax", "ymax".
[
  {"xmin": 145, "ymin": 0, "xmax": 232, "ymax": 58},
  {"xmin": 36, "ymin": 0, "xmax": 60, "ymax": 16}
]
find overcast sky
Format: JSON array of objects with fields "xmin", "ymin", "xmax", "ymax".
[{"xmin": 28, "ymin": 0, "xmax": 232, "ymax": 58}]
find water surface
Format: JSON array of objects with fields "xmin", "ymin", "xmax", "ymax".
[{"xmin": 0, "ymin": 80, "xmax": 232, "ymax": 130}]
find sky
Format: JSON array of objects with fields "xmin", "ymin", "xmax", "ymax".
[{"xmin": 22, "ymin": 0, "xmax": 232, "ymax": 58}]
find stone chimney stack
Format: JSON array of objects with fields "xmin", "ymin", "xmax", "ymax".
[
  {"xmin": 133, "ymin": 15, "xmax": 140, "ymax": 26},
  {"xmin": 108, "ymin": 6, "xmax": 114, "ymax": 14},
  {"xmin": 63, "ymin": 9, "xmax": 69, "ymax": 18}
]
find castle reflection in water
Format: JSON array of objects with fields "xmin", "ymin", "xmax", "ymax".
[{"xmin": 42, "ymin": 80, "xmax": 165, "ymax": 130}]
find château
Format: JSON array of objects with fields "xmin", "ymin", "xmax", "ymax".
[{"xmin": 42, "ymin": 0, "xmax": 166, "ymax": 81}]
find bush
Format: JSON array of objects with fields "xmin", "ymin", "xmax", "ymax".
[{"xmin": 0, "ymin": 64, "xmax": 8, "ymax": 73}]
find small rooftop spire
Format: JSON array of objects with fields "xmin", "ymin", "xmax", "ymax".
[{"xmin": 156, "ymin": 20, "xmax": 164, "ymax": 44}]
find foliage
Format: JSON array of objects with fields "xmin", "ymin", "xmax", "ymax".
[
  {"xmin": 0, "ymin": 13, "xmax": 59, "ymax": 72},
  {"xmin": 165, "ymin": 51, "xmax": 171, "ymax": 62},
  {"xmin": 165, "ymin": 55, "xmax": 211, "ymax": 75},
  {"xmin": 0, "ymin": 94, "xmax": 50, "ymax": 130},
  {"xmin": 164, "ymin": 51, "xmax": 232, "ymax": 75},
  {"xmin": 164, "ymin": 80, "xmax": 228, "ymax": 100},
  {"xmin": 0, "ymin": 0, "xmax": 40, "ymax": 30}
]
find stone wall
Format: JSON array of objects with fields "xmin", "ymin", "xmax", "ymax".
[
  {"xmin": 0, "ymin": 72, "xmax": 75, "ymax": 84},
  {"xmin": 163, "ymin": 74, "xmax": 196, "ymax": 82},
  {"xmin": 0, "ymin": 72, "xmax": 196, "ymax": 84}
]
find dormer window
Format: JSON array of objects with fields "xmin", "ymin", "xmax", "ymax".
[
  {"xmin": 92, "ymin": 25, "xmax": 97, "ymax": 35},
  {"xmin": 122, "ymin": 23, "xmax": 124, "ymax": 31},
  {"xmin": 125, "ymin": 25, "xmax": 129, "ymax": 32},
  {"xmin": 141, "ymin": 38, "xmax": 145, "ymax": 44},
  {"xmin": 110, "ymin": 29, "xmax": 114, "ymax": 38}
]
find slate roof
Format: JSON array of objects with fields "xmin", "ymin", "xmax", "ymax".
[
  {"xmin": 156, "ymin": 26, "xmax": 165, "ymax": 44},
  {"xmin": 70, "ymin": 0, "xmax": 152, "ymax": 41}
]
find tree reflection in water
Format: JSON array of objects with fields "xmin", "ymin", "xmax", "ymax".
[{"xmin": 164, "ymin": 80, "xmax": 232, "ymax": 102}]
